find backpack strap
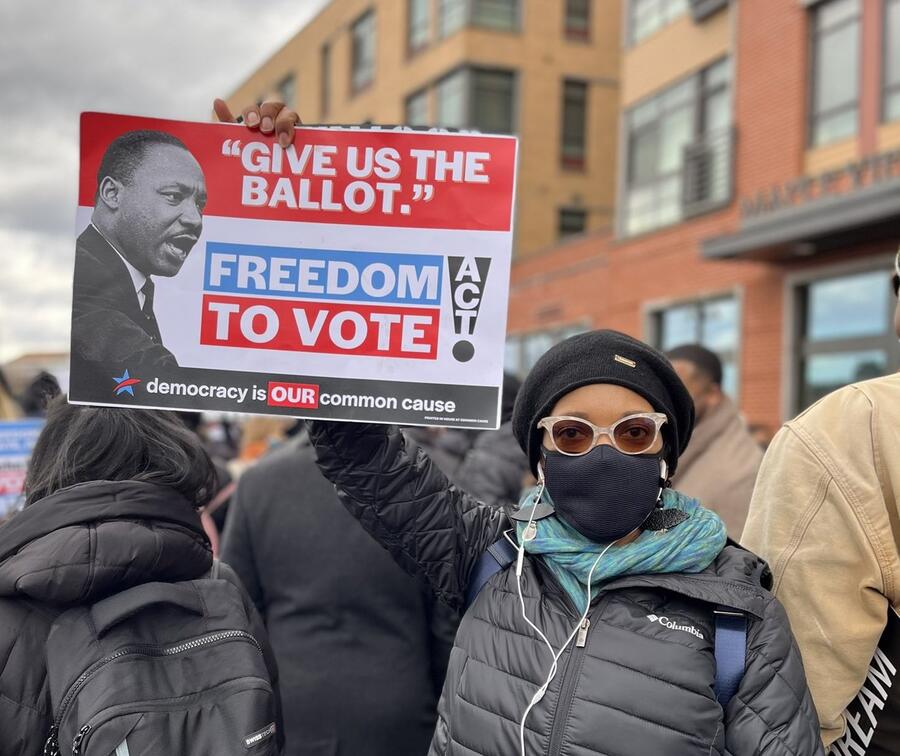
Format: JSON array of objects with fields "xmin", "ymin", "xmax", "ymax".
[
  {"xmin": 713, "ymin": 607, "xmax": 747, "ymax": 710},
  {"xmin": 209, "ymin": 557, "xmax": 222, "ymax": 580},
  {"xmin": 464, "ymin": 535, "xmax": 518, "ymax": 609}
]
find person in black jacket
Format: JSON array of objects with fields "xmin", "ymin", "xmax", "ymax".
[
  {"xmin": 305, "ymin": 330, "xmax": 824, "ymax": 756},
  {"xmin": 221, "ymin": 430, "xmax": 449, "ymax": 756},
  {"xmin": 71, "ymin": 130, "xmax": 205, "ymax": 388},
  {"xmin": 0, "ymin": 399, "xmax": 282, "ymax": 755}
]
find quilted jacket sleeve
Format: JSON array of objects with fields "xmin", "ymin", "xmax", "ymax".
[
  {"xmin": 307, "ymin": 420, "xmax": 507, "ymax": 612},
  {"xmin": 724, "ymin": 593, "xmax": 825, "ymax": 755}
]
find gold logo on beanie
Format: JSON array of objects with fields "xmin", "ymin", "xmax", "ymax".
[{"xmin": 614, "ymin": 354, "xmax": 637, "ymax": 368}]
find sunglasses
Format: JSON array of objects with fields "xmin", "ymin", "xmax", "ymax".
[{"xmin": 538, "ymin": 413, "xmax": 668, "ymax": 456}]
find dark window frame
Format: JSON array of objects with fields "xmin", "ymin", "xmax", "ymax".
[
  {"xmin": 470, "ymin": 0, "xmax": 521, "ymax": 32},
  {"xmin": 558, "ymin": 207, "xmax": 588, "ymax": 238},
  {"xmin": 350, "ymin": 9, "xmax": 377, "ymax": 96},
  {"xmin": 320, "ymin": 43, "xmax": 331, "ymax": 119},
  {"xmin": 648, "ymin": 293, "xmax": 741, "ymax": 399},
  {"xmin": 434, "ymin": 65, "xmax": 518, "ymax": 133},
  {"xmin": 808, "ymin": 0, "xmax": 861, "ymax": 147},
  {"xmin": 627, "ymin": 0, "xmax": 689, "ymax": 47},
  {"xmin": 622, "ymin": 56, "xmax": 731, "ymax": 236},
  {"xmin": 404, "ymin": 87, "xmax": 430, "ymax": 126},
  {"xmin": 564, "ymin": 0, "xmax": 591, "ymax": 40},
  {"xmin": 883, "ymin": 0, "xmax": 900, "ymax": 122},
  {"xmin": 561, "ymin": 79, "xmax": 589, "ymax": 170},
  {"xmin": 276, "ymin": 73, "xmax": 296, "ymax": 108},
  {"xmin": 791, "ymin": 264, "xmax": 899, "ymax": 413},
  {"xmin": 407, "ymin": 0, "xmax": 432, "ymax": 55},
  {"xmin": 506, "ymin": 322, "xmax": 590, "ymax": 377}
]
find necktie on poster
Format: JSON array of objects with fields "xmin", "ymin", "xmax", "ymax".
[{"xmin": 69, "ymin": 113, "xmax": 518, "ymax": 429}]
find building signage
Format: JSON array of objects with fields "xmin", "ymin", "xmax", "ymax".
[{"xmin": 741, "ymin": 149, "xmax": 900, "ymax": 219}]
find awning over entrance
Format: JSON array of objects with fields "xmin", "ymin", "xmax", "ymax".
[{"xmin": 703, "ymin": 178, "xmax": 900, "ymax": 260}]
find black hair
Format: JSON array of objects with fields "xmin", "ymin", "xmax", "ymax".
[
  {"xmin": 19, "ymin": 371, "xmax": 61, "ymax": 417},
  {"xmin": 95, "ymin": 129, "xmax": 191, "ymax": 198},
  {"xmin": 25, "ymin": 397, "xmax": 217, "ymax": 509},
  {"xmin": 666, "ymin": 344, "xmax": 723, "ymax": 387}
]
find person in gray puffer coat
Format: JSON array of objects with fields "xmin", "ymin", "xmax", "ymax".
[{"xmin": 308, "ymin": 330, "xmax": 823, "ymax": 756}]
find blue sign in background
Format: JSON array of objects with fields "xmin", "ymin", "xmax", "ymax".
[{"xmin": 203, "ymin": 241, "xmax": 444, "ymax": 305}]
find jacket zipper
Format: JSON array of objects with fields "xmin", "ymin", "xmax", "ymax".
[
  {"xmin": 43, "ymin": 630, "xmax": 262, "ymax": 756},
  {"xmin": 545, "ymin": 595, "xmax": 610, "ymax": 756},
  {"xmin": 69, "ymin": 675, "xmax": 273, "ymax": 755}
]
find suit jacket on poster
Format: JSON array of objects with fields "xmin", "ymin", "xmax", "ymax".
[{"xmin": 71, "ymin": 224, "xmax": 177, "ymax": 386}]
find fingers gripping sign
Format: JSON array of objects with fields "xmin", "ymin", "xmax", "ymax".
[{"xmin": 214, "ymin": 98, "xmax": 301, "ymax": 149}]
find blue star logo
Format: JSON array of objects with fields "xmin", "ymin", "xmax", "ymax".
[{"xmin": 112, "ymin": 369, "xmax": 141, "ymax": 397}]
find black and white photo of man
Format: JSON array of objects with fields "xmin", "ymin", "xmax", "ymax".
[{"xmin": 71, "ymin": 129, "xmax": 206, "ymax": 383}]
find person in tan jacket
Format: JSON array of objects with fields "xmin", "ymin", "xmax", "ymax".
[
  {"xmin": 742, "ymin": 253, "xmax": 900, "ymax": 749},
  {"xmin": 668, "ymin": 344, "xmax": 764, "ymax": 538}
]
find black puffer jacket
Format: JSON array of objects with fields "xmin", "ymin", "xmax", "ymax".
[
  {"xmin": 0, "ymin": 480, "xmax": 282, "ymax": 756},
  {"xmin": 309, "ymin": 422, "xmax": 824, "ymax": 756},
  {"xmin": 452, "ymin": 422, "xmax": 530, "ymax": 509}
]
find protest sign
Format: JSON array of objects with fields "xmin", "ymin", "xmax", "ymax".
[
  {"xmin": 0, "ymin": 420, "xmax": 43, "ymax": 518},
  {"xmin": 69, "ymin": 113, "xmax": 517, "ymax": 428}
]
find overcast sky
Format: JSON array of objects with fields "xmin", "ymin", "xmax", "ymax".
[{"xmin": 0, "ymin": 0, "xmax": 330, "ymax": 362}]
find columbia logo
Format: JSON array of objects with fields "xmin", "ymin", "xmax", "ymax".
[{"xmin": 647, "ymin": 614, "xmax": 705, "ymax": 640}]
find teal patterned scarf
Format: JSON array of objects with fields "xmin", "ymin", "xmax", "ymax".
[{"xmin": 515, "ymin": 488, "xmax": 727, "ymax": 612}]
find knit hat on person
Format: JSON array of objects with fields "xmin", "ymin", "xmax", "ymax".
[{"xmin": 511, "ymin": 330, "xmax": 695, "ymax": 477}]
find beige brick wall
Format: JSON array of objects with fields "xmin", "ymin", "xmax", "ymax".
[{"xmin": 226, "ymin": 0, "xmax": 621, "ymax": 258}]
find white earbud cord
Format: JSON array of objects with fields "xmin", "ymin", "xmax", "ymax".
[{"xmin": 515, "ymin": 477, "xmax": 615, "ymax": 756}]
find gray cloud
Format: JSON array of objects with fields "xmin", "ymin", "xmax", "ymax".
[{"xmin": 0, "ymin": 0, "xmax": 328, "ymax": 360}]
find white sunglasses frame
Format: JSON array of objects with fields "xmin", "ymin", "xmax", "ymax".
[{"xmin": 537, "ymin": 412, "xmax": 668, "ymax": 456}]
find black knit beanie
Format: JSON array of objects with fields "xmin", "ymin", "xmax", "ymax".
[{"xmin": 511, "ymin": 330, "xmax": 695, "ymax": 477}]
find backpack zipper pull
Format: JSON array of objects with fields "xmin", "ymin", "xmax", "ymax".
[
  {"xmin": 72, "ymin": 725, "xmax": 91, "ymax": 755},
  {"xmin": 43, "ymin": 726, "xmax": 59, "ymax": 756},
  {"xmin": 576, "ymin": 618, "xmax": 591, "ymax": 648}
]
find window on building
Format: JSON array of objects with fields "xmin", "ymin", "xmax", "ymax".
[
  {"xmin": 436, "ymin": 69, "xmax": 468, "ymax": 128},
  {"xmin": 629, "ymin": 0, "xmax": 688, "ymax": 45},
  {"xmin": 794, "ymin": 267, "xmax": 899, "ymax": 411},
  {"xmin": 436, "ymin": 67, "xmax": 517, "ymax": 133},
  {"xmin": 438, "ymin": 0, "xmax": 467, "ymax": 37},
  {"xmin": 561, "ymin": 80, "xmax": 588, "ymax": 169},
  {"xmin": 351, "ymin": 10, "xmax": 376, "ymax": 93},
  {"xmin": 277, "ymin": 74, "xmax": 295, "ymax": 108},
  {"xmin": 506, "ymin": 324, "xmax": 589, "ymax": 377},
  {"xmin": 885, "ymin": 0, "xmax": 900, "ymax": 122},
  {"xmin": 405, "ymin": 88, "xmax": 429, "ymax": 126},
  {"xmin": 472, "ymin": 0, "xmax": 519, "ymax": 30},
  {"xmin": 652, "ymin": 295, "xmax": 739, "ymax": 397},
  {"xmin": 558, "ymin": 208, "xmax": 587, "ymax": 238},
  {"xmin": 471, "ymin": 69, "xmax": 516, "ymax": 133},
  {"xmin": 623, "ymin": 58, "xmax": 731, "ymax": 236},
  {"xmin": 565, "ymin": 0, "xmax": 590, "ymax": 39},
  {"xmin": 408, "ymin": 0, "xmax": 431, "ymax": 52},
  {"xmin": 810, "ymin": 0, "xmax": 860, "ymax": 146},
  {"xmin": 320, "ymin": 43, "xmax": 331, "ymax": 119}
]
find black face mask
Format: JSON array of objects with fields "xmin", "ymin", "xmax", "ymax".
[{"xmin": 542, "ymin": 444, "xmax": 666, "ymax": 543}]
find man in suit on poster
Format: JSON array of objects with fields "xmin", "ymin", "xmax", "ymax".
[{"xmin": 71, "ymin": 130, "xmax": 206, "ymax": 385}]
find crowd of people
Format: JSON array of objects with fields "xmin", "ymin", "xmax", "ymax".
[{"xmin": 0, "ymin": 102, "xmax": 898, "ymax": 755}]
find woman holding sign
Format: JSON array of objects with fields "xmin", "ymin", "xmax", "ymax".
[{"xmin": 231, "ymin": 105, "xmax": 823, "ymax": 756}]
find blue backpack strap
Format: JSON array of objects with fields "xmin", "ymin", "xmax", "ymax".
[
  {"xmin": 714, "ymin": 607, "xmax": 747, "ymax": 710},
  {"xmin": 465, "ymin": 535, "xmax": 518, "ymax": 609}
]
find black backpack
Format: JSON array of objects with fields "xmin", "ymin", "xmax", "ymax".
[{"xmin": 42, "ymin": 563, "xmax": 278, "ymax": 755}]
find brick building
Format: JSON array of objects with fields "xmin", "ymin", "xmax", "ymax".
[
  {"xmin": 225, "ymin": 0, "xmax": 622, "ymax": 258},
  {"xmin": 507, "ymin": 0, "xmax": 900, "ymax": 434}
]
